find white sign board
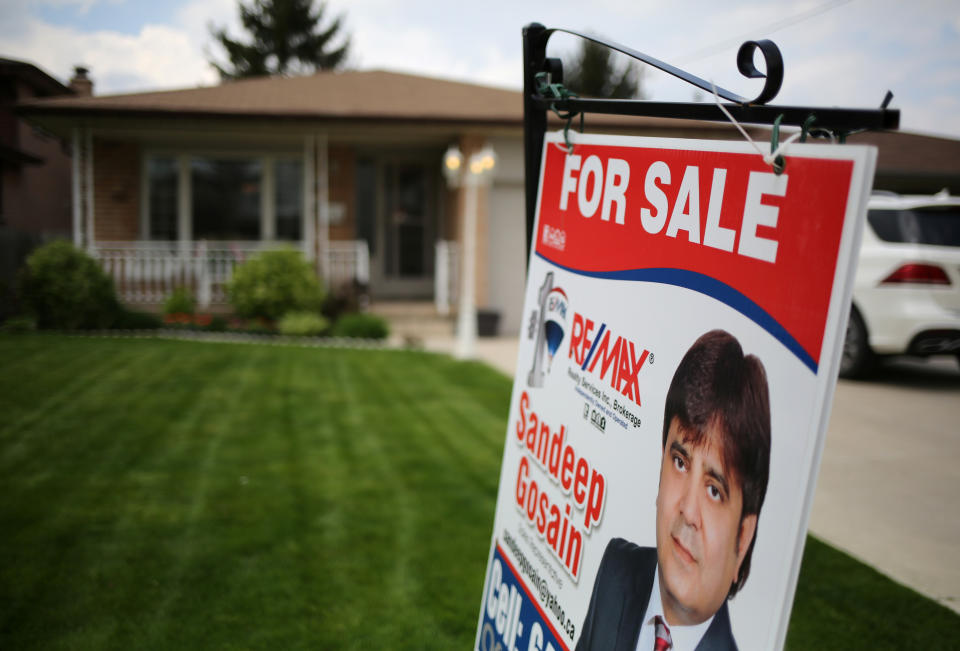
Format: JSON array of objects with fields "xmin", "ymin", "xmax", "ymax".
[{"xmin": 475, "ymin": 132, "xmax": 876, "ymax": 651}]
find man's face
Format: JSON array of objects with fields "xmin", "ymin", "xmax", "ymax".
[{"xmin": 655, "ymin": 417, "xmax": 757, "ymax": 626}]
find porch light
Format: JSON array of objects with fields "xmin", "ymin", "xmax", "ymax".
[
  {"xmin": 469, "ymin": 146, "xmax": 497, "ymax": 180},
  {"xmin": 442, "ymin": 145, "xmax": 496, "ymax": 188},
  {"xmin": 443, "ymin": 145, "xmax": 464, "ymax": 187}
]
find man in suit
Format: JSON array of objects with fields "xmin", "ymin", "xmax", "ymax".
[{"xmin": 576, "ymin": 330, "xmax": 771, "ymax": 651}]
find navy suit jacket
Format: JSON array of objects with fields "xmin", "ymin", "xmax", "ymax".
[{"xmin": 575, "ymin": 538, "xmax": 737, "ymax": 651}]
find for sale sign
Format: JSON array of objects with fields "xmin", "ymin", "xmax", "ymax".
[{"xmin": 476, "ymin": 132, "xmax": 876, "ymax": 651}]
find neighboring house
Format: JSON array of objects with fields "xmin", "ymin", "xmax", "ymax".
[
  {"xmin": 0, "ymin": 58, "xmax": 77, "ymax": 317},
  {"xmin": 16, "ymin": 68, "xmax": 960, "ymax": 334},
  {"xmin": 848, "ymin": 130, "xmax": 960, "ymax": 194}
]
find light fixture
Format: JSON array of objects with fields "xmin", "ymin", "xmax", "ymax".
[
  {"xmin": 443, "ymin": 145, "xmax": 464, "ymax": 187},
  {"xmin": 469, "ymin": 146, "xmax": 497, "ymax": 182},
  {"xmin": 442, "ymin": 144, "xmax": 496, "ymax": 188}
]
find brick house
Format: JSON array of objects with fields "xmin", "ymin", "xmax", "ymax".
[
  {"xmin": 0, "ymin": 58, "xmax": 77, "ymax": 318},
  {"xmin": 20, "ymin": 68, "xmax": 958, "ymax": 334},
  {"xmin": 16, "ymin": 69, "xmax": 744, "ymax": 333}
]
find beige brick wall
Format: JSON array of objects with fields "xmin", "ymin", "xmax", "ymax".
[{"xmin": 93, "ymin": 138, "xmax": 140, "ymax": 241}]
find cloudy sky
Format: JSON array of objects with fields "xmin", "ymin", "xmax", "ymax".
[{"xmin": 1, "ymin": 0, "xmax": 958, "ymax": 138}]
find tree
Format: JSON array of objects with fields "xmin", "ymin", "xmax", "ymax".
[
  {"xmin": 564, "ymin": 39, "xmax": 645, "ymax": 100},
  {"xmin": 209, "ymin": 0, "xmax": 350, "ymax": 79}
]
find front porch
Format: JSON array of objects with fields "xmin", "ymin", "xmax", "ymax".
[
  {"xmin": 67, "ymin": 128, "xmax": 471, "ymax": 317},
  {"xmin": 90, "ymin": 238, "xmax": 459, "ymax": 315}
]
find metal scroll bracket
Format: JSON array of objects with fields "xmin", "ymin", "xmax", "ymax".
[{"xmin": 521, "ymin": 23, "xmax": 901, "ymax": 258}]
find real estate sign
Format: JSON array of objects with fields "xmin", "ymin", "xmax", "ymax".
[{"xmin": 475, "ymin": 132, "xmax": 876, "ymax": 651}]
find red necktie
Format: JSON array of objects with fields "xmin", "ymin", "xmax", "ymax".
[{"xmin": 654, "ymin": 615, "xmax": 672, "ymax": 651}]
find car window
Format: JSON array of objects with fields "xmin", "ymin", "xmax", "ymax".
[{"xmin": 868, "ymin": 207, "xmax": 960, "ymax": 246}]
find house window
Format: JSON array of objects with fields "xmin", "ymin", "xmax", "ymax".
[
  {"xmin": 275, "ymin": 159, "xmax": 302, "ymax": 240},
  {"xmin": 192, "ymin": 158, "xmax": 262, "ymax": 240},
  {"xmin": 145, "ymin": 154, "xmax": 305, "ymax": 242},
  {"xmin": 147, "ymin": 157, "xmax": 178, "ymax": 240}
]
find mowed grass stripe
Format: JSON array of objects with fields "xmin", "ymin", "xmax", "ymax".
[
  {"xmin": 0, "ymin": 335, "xmax": 85, "ymax": 392},
  {"xmin": 138, "ymin": 345, "xmax": 268, "ymax": 649},
  {"xmin": 155, "ymin": 345, "xmax": 337, "ymax": 649},
  {"xmin": 0, "ymin": 341, "xmax": 135, "ymax": 463},
  {"xmin": 0, "ymin": 341, "xmax": 276, "ymax": 647},
  {"xmin": 374, "ymin": 353, "xmax": 506, "ymax": 494},
  {"xmin": 320, "ymin": 350, "xmax": 437, "ymax": 649},
  {"xmin": 0, "ymin": 340, "xmax": 180, "ymax": 641},
  {"xmin": 23, "ymin": 344, "xmax": 253, "ymax": 648},
  {"xmin": 0, "ymin": 342, "xmax": 185, "ymax": 477},
  {"xmin": 345, "ymin": 352, "xmax": 505, "ymax": 645}
]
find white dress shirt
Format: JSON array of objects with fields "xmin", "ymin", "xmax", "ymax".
[{"xmin": 635, "ymin": 564, "xmax": 713, "ymax": 651}]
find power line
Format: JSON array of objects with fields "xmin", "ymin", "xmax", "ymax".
[{"xmin": 674, "ymin": 0, "xmax": 855, "ymax": 65}]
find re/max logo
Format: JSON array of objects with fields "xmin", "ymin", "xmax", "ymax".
[{"xmin": 568, "ymin": 312, "xmax": 650, "ymax": 408}]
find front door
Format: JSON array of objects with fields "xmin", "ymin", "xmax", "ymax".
[{"xmin": 363, "ymin": 153, "xmax": 438, "ymax": 298}]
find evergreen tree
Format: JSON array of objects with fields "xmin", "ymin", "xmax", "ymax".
[
  {"xmin": 209, "ymin": 0, "xmax": 350, "ymax": 79},
  {"xmin": 564, "ymin": 39, "xmax": 645, "ymax": 100}
]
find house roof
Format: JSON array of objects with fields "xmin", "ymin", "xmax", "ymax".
[
  {"xmin": 844, "ymin": 130, "xmax": 960, "ymax": 193},
  {"xmin": 15, "ymin": 67, "xmax": 960, "ymax": 190},
  {"xmin": 16, "ymin": 68, "xmax": 730, "ymax": 132},
  {"xmin": 848, "ymin": 130, "xmax": 960, "ymax": 175},
  {"xmin": 0, "ymin": 57, "xmax": 72, "ymax": 97}
]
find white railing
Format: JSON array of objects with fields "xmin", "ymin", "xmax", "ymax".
[
  {"xmin": 328, "ymin": 240, "xmax": 370, "ymax": 290},
  {"xmin": 92, "ymin": 240, "xmax": 370, "ymax": 307},
  {"xmin": 435, "ymin": 240, "xmax": 459, "ymax": 315}
]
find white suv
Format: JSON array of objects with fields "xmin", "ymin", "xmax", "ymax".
[{"xmin": 841, "ymin": 190, "xmax": 960, "ymax": 377}]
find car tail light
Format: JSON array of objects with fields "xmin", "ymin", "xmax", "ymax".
[{"xmin": 880, "ymin": 263, "xmax": 951, "ymax": 285}]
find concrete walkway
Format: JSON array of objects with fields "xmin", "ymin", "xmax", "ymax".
[{"xmin": 425, "ymin": 333, "xmax": 960, "ymax": 614}]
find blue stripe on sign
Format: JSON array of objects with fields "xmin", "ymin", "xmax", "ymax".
[
  {"xmin": 581, "ymin": 322, "xmax": 606, "ymax": 371},
  {"xmin": 537, "ymin": 252, "xmax": 818, "ymax": 373}
]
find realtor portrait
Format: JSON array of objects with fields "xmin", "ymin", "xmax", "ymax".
[{"xmin": 576, "ymin": 329, "xmax": 772, "ymax": 651}]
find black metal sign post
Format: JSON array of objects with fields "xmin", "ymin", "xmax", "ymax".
[{"xmin": 522, "ymin": 23, "xmax": 901, "ymax": 254}]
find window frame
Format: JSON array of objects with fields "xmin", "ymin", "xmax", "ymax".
[{"xmin": 141, "ymin": 148, "xmax": 306, "ymax": 244}]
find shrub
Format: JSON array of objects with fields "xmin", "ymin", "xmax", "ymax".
[
  {"xmin": 17, "ymin": 240, "xmax": 119, "ymax": 329},
  {"xmin": 0, "ymin": 315, "xmax": 37, "ymax": 334},
  {"xmin": 331, "ymin": 313, "xmax": 389, "ymax": 340},
  {"xmin": 278, "ymin": 311, "xmax": 330, "ymax": 337},
  {"xmin": 111, "ymin": 308, "xmax": 162, "ymax": 330},
  {"xmin": 227, "ymin": 250, "xmax": 325, "ymax": 321},
  {"xmin": 164, "ymin": 287, "xmax": 196, "ymax": 316},
  {"xmin": 208, "ymin": 315, "xmax": 228, "ymax": 332}
]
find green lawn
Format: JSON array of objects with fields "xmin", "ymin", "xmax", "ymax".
[{"xmin": 1, "ymin": 335, "xmax": 957, "ymax": 649}]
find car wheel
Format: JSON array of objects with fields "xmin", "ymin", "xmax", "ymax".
[{"xmin": 839, "ymin": 307, "xmax": 873, "ymax": 379}]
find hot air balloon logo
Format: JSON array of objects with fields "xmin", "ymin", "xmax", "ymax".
[
  {"xmin": 528, "ymin": 272, "xmax": 570, "ymax": 388},
  {"xmin": 543, "ymin": 287, "xmax": 569, "ymax": 370}
]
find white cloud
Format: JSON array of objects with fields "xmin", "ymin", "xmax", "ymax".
[
  {"xmin": 0, "ymin": 0, "xmax": 244, "ymax": 92},
  {"xmin": 1, "ymin": 15, "xmax": 217, "ymax": 92},
  {"xmin": 34, "ymin": 0, "xmax": 123, "ymax": 13},
  {"xmin": 175, "ymin": 0, "xmax": 240, "ymax": 50}
]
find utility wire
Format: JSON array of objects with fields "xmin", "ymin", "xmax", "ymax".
[{"xmin": 674, "ymin": 0, "xmax": 855, "ymax": 65}]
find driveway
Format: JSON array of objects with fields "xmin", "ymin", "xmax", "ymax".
[{"xmin": 811, "ymin": 357, "xmax": 960, "ymax": 613}]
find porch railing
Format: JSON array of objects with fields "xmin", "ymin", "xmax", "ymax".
[{"xmin": 92, "ymin": 240, "xmax": 370, "ymax": 307}]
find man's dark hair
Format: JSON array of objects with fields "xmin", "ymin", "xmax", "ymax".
[{"xmin": 661, "ymin": 329, "xmax": 771, "ymax": 598}]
